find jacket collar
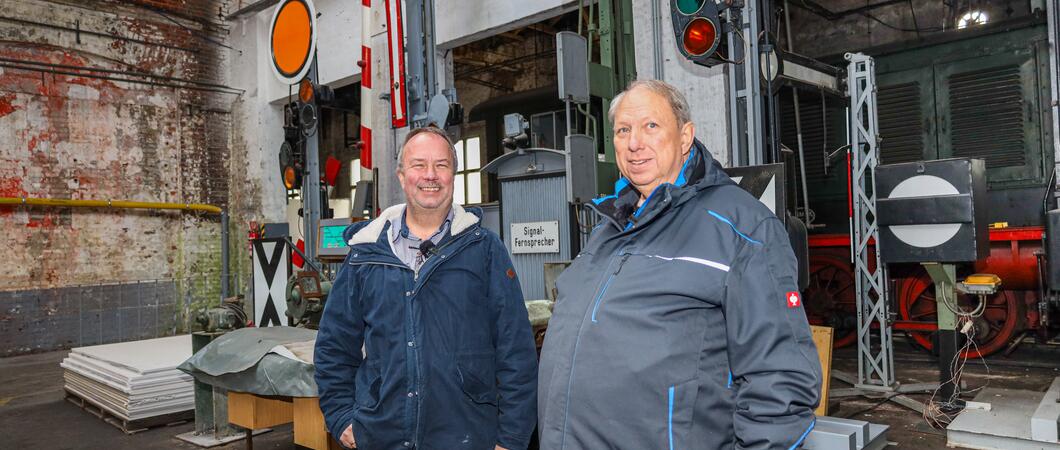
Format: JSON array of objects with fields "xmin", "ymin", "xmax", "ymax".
[
  {"xmin": 347, "ymin": 202, "xmax": 481, "ymax": 246},
  {"xmin": 590, "ymin": 138, "xmax": 734, "ymax": 230}
]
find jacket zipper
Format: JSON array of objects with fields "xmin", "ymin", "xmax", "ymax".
[
  {"xmin": 590, "ymin": 253, "xmax": 630, "ymax": 323},
  {"xmin": 413, "ymin": 239, "xmax": 455, "ymax": 280}
]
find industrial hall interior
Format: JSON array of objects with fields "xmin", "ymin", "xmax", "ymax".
[{"xmin": 3, "ymin": 0, "xmax": 1060, "ymax": 449}]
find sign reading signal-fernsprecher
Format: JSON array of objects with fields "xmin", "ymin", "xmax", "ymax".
[{"xmin": 511, "ymin": 221, "xmax": 560, "ymax": 254}]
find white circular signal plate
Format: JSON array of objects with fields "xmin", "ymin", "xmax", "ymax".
[{"xmin": 888, "ymin": 175, "xmax": 962, "ymax": 248}]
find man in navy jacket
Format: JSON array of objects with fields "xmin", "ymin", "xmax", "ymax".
[{"xmin": 315, "ymin": 127, "xmax": 538, "ymax": 450}]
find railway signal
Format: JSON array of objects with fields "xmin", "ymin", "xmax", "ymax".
[{"xmin": 670, "ymin": 0, "xmax": 729, "ymax": 67}]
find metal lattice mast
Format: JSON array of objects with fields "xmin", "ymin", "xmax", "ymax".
[
  {"xmin": 725, "ymin": 0, "xmax": 765, "ymax": 167},
  {"xmin": 846, "ymin": 53, "xmax": 895, "ymax": 389}
]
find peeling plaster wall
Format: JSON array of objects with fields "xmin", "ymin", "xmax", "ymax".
[{"xmin": 0, "ymin": 0, "xmax": 232, "ymax": 355}]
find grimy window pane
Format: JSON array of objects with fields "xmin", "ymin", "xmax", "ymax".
[
  {"xmin": 467, "ymin": 172, "xmax": 481, "ymax": 204},
  {"xmin": 455, "ymin": 140, "xmax": 465, "ymax": 172},
  {"xmin": 466, "ymin": 137, "xmax": 481, "ymax": 170},
  {"xmin": 455, "ymin": 174, "xmax": 466, "ymax": 205}
]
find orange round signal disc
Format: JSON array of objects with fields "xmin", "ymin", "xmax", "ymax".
[
  {"xmin": 270, "ymin": 0, "xmax": 317, "ymax": 84},
  {"xmin": 682, "ymin": 18, "xmax": 719, "ymax": 57}
]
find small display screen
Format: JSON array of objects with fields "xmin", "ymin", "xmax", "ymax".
[{"xmin": 320, "ymin": 225, "xmax": 349, "ymax": 249}]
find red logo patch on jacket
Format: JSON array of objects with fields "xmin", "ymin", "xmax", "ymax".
[
  {"xmin": 506, "ymin": 268, "xmax": 516, "ymax": 279},
  {"xmin": 786, "ymin": 291, "xmax": 801, "ymax": 308}
]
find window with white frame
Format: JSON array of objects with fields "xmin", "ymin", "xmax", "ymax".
[
  {"xmin": 957, "ymin": 10, "xmax": 987, "ymax": 29},
  {"xmin": 454, "ymin": 136, "xmax": 482, "ymax": 205}
]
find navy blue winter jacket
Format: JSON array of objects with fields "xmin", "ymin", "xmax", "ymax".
[{"xmin": 315, "ymin": 204, "xmax": 538, "ymax": 450}]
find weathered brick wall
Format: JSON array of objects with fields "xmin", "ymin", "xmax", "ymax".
[{"xmin": 0, "ymin": 0, "xmax": 234, "ymax": 355}]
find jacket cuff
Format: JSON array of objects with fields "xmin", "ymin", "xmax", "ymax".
[
  {"xmin": 328, "ymin": 409, "xmax": 357, "ymax": 445},
  {"xmin": 497, "ymin": 432, "xmax": 531, "ymax": 450}
]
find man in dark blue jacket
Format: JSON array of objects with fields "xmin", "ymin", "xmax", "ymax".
[
  {"xmin": 315, "ymin": 127, "xmax": 538, "ymax": 450},
  {"xmin": 538, "ymin": 80, "xmax": 821, "ymax": 449}
]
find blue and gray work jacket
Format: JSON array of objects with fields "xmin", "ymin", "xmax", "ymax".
[
  {"xmin": 315, "ymin": 204, "xmax": 538, "ymax": 450},
  {"xmin": 538, "ymin": 140, "xmax": 822, "ymax": 450}
]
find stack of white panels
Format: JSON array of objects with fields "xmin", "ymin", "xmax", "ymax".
[{"xmin": 60, "ymin": 335, "xmax": 194, "ymax": 422}]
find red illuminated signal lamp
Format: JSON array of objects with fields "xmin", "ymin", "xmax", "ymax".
[
  {"xmin": 682, "ymin": 17, "xmax": 718, "ymax": 57},
  {"xmin": 670, "ymin": 0, "xmax": 729, "ymax": 67}
]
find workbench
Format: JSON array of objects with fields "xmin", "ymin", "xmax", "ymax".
[{"xmin": 228, "ymin": 392, "xmax": 342, "ymax": 450}]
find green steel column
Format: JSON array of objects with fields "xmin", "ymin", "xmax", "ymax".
[
  {"xmin": 921, "ymin": 262, "xmax": 962, "ymax": 407},
  {"xmin": 921, "ymin": 262, "xmax": 958, "ymax": 331},
  {"xmin": 192, "ymin": 332, "xmax": 217, "ymax": 434},
  {"xmin": 591, "ymin": 0, "xmax": 637, "ymax": 193}
]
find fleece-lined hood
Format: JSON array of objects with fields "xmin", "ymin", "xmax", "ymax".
[{"xmin": 343, "ymin": 202, "xmax": 482, "ymax": 246}]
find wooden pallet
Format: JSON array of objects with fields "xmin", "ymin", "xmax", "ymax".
[{"xmin": 64, "ymin": 388, "xmax": 194, "ymax": 434}]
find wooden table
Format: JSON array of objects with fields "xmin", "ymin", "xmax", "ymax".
[{"xmin": 228, "ymin": 392, "xmax": 341, "ymax": 450}]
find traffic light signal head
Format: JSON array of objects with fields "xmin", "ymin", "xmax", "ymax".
[
  {"xmin": 671, "ymin": 0, "xmax": 728, "ymax": 67},
  {"xmin": 279, "ymin": 140, "xmax": 303, "ymax": 191},
  {"xmin": 295, "ymin": 77, "xmax": 334, "ymax": 136}
]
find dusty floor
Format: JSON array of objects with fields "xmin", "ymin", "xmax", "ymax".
[
  {"xmin": 0, "ymin": 336, "xmax": 1056, "ymax": 449},
  {"xmin": 0, "ymin": 350, "xmax": 294, "ymax": 450}
]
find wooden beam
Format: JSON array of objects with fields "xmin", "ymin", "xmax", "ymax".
[{"xmin": 810, "ymin": 326, "xmax": 834, "ymax": 416}]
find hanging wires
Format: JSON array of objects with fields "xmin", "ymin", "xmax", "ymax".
[
  {"xmin": 922, "ymin": 314, "xmax": 992, "ymax": 428},
  {"xmin": 938, "ymin": 286, "xmax": 988, "ymax": 318}
]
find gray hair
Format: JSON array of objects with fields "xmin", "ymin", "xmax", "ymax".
[
  {"xmin": 608, "ymin": 79, "xmax": 692, "ymax": 127},
  {"xmin": 397, "ymin": 126, "xmax": 459, "ymax": 171}
]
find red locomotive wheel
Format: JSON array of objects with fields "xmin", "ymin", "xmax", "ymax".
[
  {"xmin": 897, "ymin": 272, "xmax": 1022, "ymax": 358},
  {"xmin": 804, "ymin": 255, "xmax": 858, "ymax": 348}
]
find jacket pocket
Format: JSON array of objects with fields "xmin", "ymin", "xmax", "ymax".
[
  {"xmin": 350, "ymin": 417, "xmax": 373, "ymax": 450},
  {"xmin": 666, "ymin": 378, "xmax": 701, "ymax": 450},
  {"xmin": 456, "ymin": 354, "xmax": 498, "ymax": 405},
  {"xmin": 354, "ymin": 362, "xmax": 383, "ymax": 410},
  {"xmin": 589, "ymin": 253, "xmax": 631, "ymax": 323}
]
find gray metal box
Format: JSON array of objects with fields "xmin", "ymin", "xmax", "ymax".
[
  {"xmin": 565, "ymin": 134, "xmax": 597, "ymax": 203},
  {"xmin": 556, "ymin": 31, "xmax": 589, "ymax": 103},
  {"xmin": 876, "ymin": 158, "xmax": 988, "ymax": 263},
  {"xmin": 482, "ymin": 148, "xmax": 572, "ymax": 300}
]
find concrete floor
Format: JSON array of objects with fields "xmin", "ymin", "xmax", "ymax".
[
  {"xmin": 0, "ymin": 336, "xmax": 1056, "ymax": 449},
  {"xmin": 0, "ymin": 350, "xmax": 294, "ymax": 450},
  {"xmin": 828, "ymin": 337, "xmax": 1060, "ymax": 449}
]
